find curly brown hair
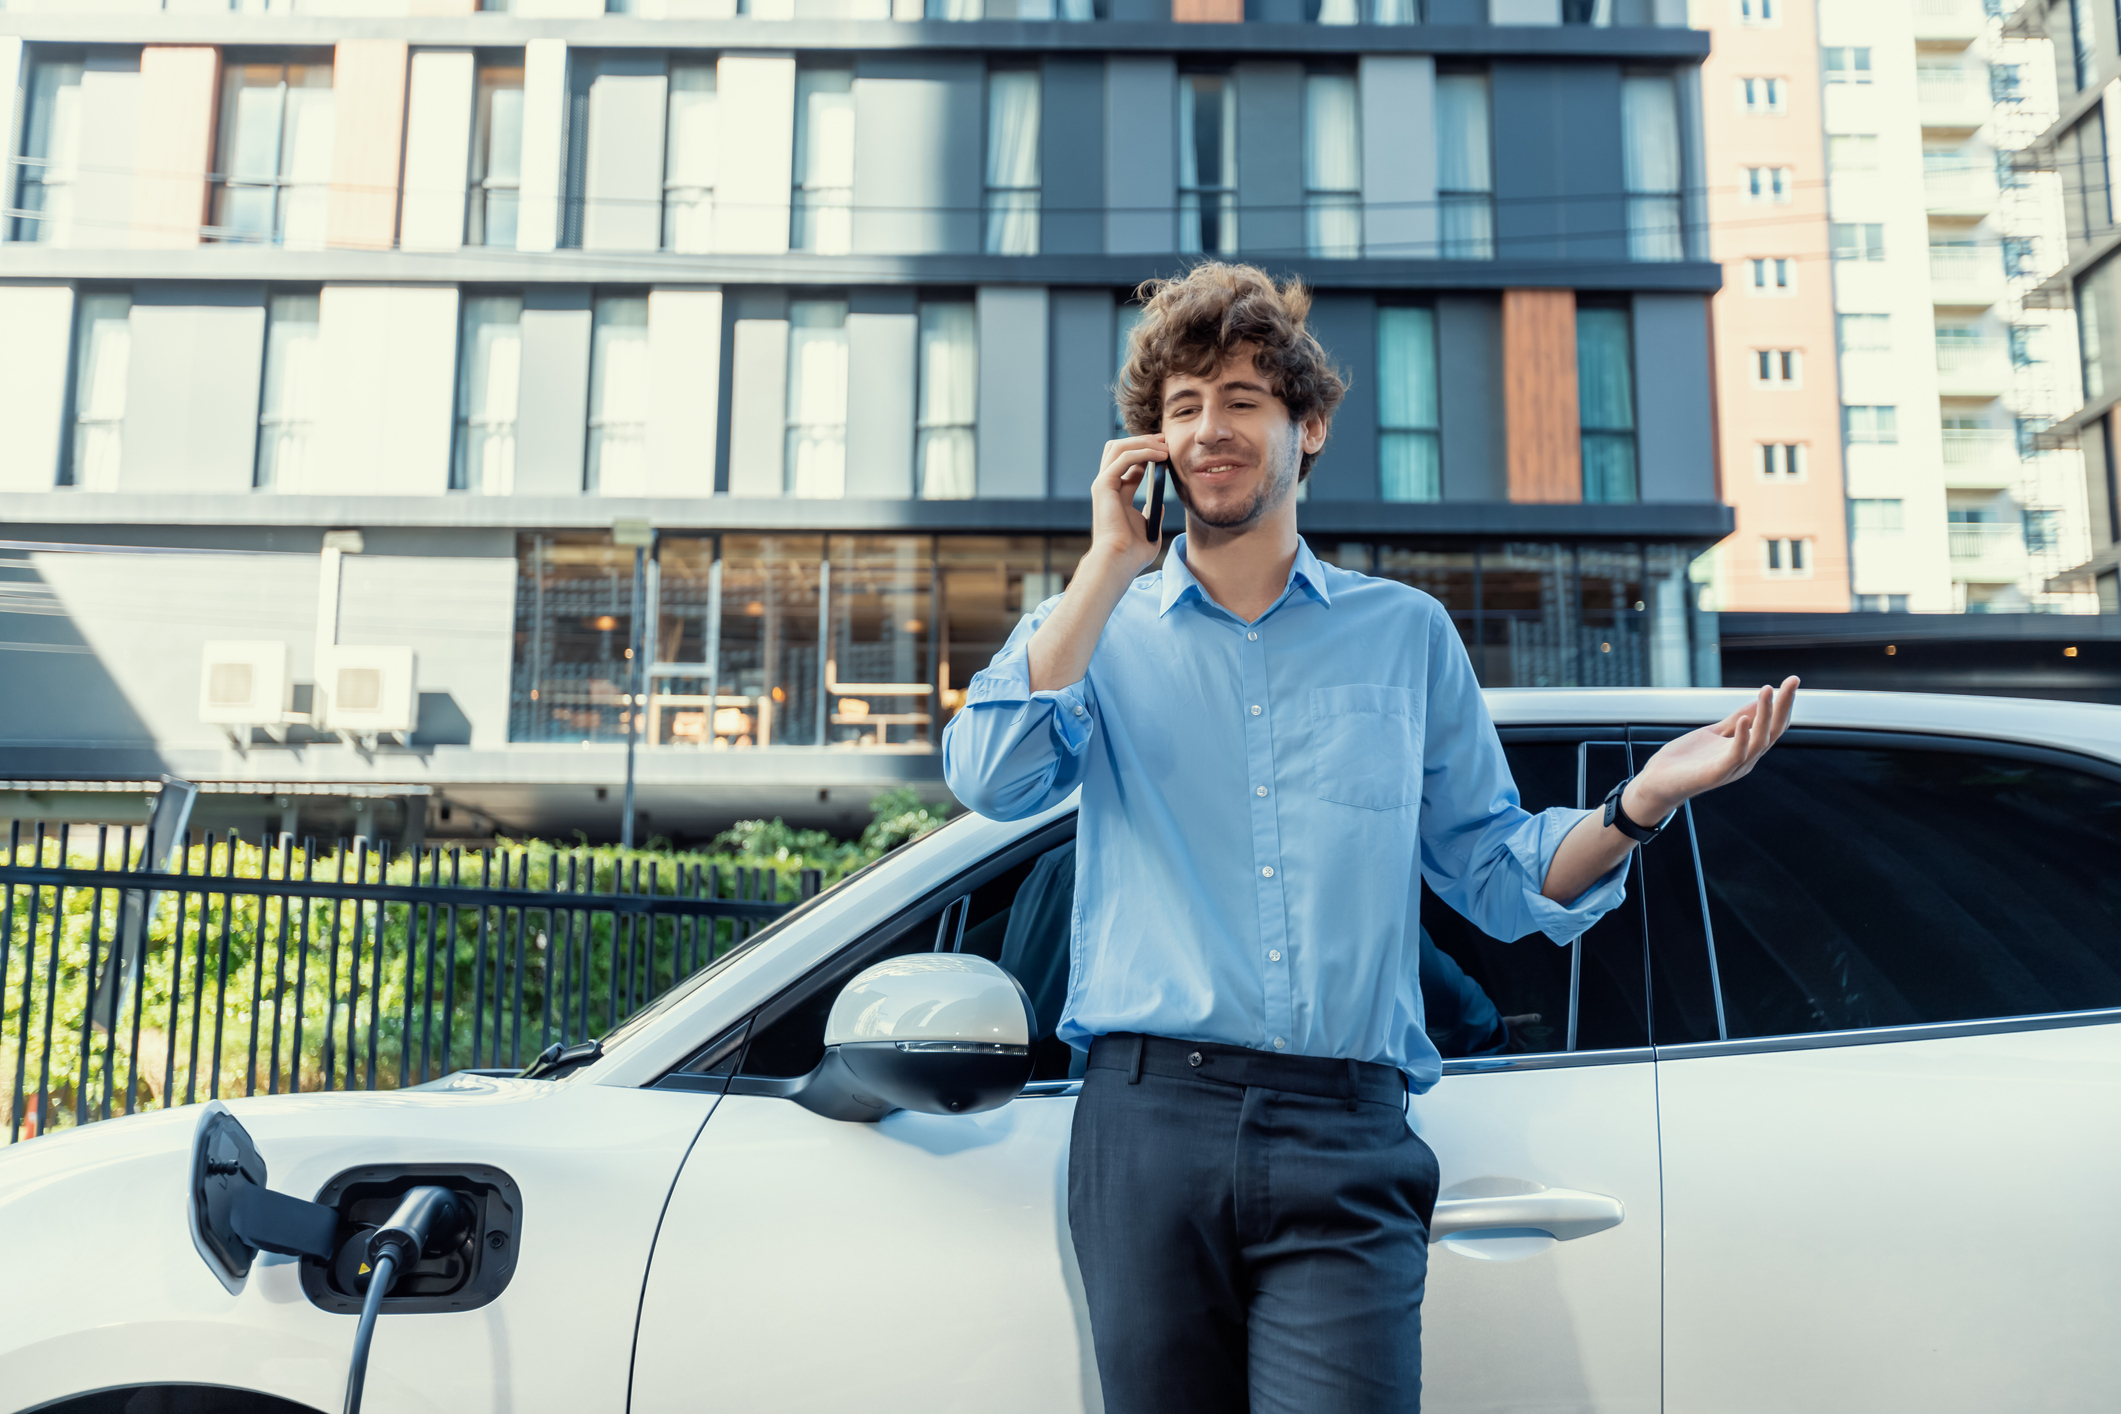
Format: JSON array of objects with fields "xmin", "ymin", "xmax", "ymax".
[{"xmin": 1116, "ymin": 262, "xmax": 1348, "ymax": 481}]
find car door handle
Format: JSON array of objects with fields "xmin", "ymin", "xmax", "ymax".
[{"xmin": 1429, "ymin": 1188, "xmax": 1625, "ymax": 1243}]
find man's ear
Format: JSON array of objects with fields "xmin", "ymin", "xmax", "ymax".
[{"xmin": 1299, "ymin": 413, "xmax": 1329, "ymax": 457}]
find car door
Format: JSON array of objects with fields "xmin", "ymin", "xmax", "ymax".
[
  {"xmin": 1650, "ymin": 729, "xmax": 2121, "ymax": 1412},
  {"xmin": 631, "ymin": 732, "xmax": 1663, "ymax": 1413}
]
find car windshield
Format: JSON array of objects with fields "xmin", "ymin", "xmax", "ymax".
[{"xmin": 585, "ymin": 811, "xmax": 985, "ymax": 1062}]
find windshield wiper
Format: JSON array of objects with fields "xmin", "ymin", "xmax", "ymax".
[{"xmin": 519, "ymin": 1039, "xmax": 603, "ymax": 1080}]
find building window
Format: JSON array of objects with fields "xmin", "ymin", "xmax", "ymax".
[
  {"xmin": 917, "ymin": 301, "xmax": 978, "ymax": 500},
  {"xmin": 1752, "ymin": 349, "xmax": 1802, "ymax": 386},
  {"xmin": 2001, "ymin": 236, "xmax": 2039, "ymax": 276},
  {"xmin": 1738, "ymin": 0, "xmax": 1777, "ymax": 25},
  {"xmin": 1316, "ymin": 0, "xmax": 1417, "ymax": 21},
  {"xmin": 454, "ymin": 295, "xmax": 523, "ymax": 495},
  {"xmin": 60, "ymin": 291, "xmax": 130, "ymax": 491},
  {"xmin": 1763, "ymin": 537, "xmax": 1811, "ymax": 576},
  {"xmin": 1740, "ymin": 77, "xmax": 1787, "ymax": 114},
  {"xmin": 1742, "ymin": 166, "xmax": 1792, "ymax": 204},
  {"xmin": 984, "ymin": 70, "xmax": 1041, "ymax": 256},
  {"xmin": 1179, "ymin": 74, "xmax": 1237, "ymax": 256},
  {"xmin": 1305, "ymin": 74, "xmax": 1361, "ymax": 259},
  {"xmin": 1991, "ymin": 64, "xmax": 2024, "ymax": 104},
  {"xmin": 1853, "ymin": 593, "xmax": 1910, "ymax": 612},
  {"xmin": 2023, "ymin": 507, "xmax": 2063, "ymax": 552},
  {"xmin": 11, "ymin": 58, "xmax": 82, "ymax": 244},
  {"xmin": 210, "ymin": 62, "xmax": 335, "ymax": 247},
  {"xmin": 1377, "ymin": 307, "xmax": 1440, "ymax": 502},
  {"xmin": 1749, "ymin": 257, "xmax": 1794, "ymax": 294},
  {"xmin": 1758, "ymin": 443, "xmax": 1806, "ymax": 479},
  {"xmin": 1831, "ymin": 222, "xmax": 1886, "ymax": 260},
  {"xmin": 1437, "ymin": 74, "xmax": 1494, "ymax": 260},
  {"xmin": 1837, "ymin": 313, "xmax": 1890, "ymax": 352},
  {"xmin": 1624, "ymin": 74, "xmax": 1683, "ymax": 262},
  {"xmin": 255, "ymin": 293, "xmax": 321, "ymax": 491},
  {"xmin": 1828, "ymin": 134, "xmax": 1879, "ymax": 175},
  {"xmin": 663, "ymin": 63, "xmax": 717, "ymax": 254},
  {"xmin": 2071, "ymin": 0, "xmax": 2097, "ymax": 92},
  {"xmin": 2007, "ymin": 324, "xmax": 2044, "ymax": 366},
  {"xmin": 1852, "ymin": 498, "xmax": 1904, "ymax": 533},
  {"xmin": 2056, "ymin": 110, "xmax": 2113, "ymax": 246},
  {"xmin": 471, "ymin": 63, "xmax": 525, "ymax": 248},
  {"xmin": 2015, "ymin": 415, "xmax": 2049, "ymax": 457},
  {"xmin": 1823, "ymin": 47, "xmax": 1872, "ymax": 84},
  {"xmin": 1843, "ymin": 405, "xmax": 1899, "ymax": 444},
  {"xmin": 792, "ymin": 69, "xmax": 854, "ymax": 256},
  {"xmin": 586, "ymin": 296, "xmax": 650, "ymax": 495},
  {"xmin": 786, "ymin": 300, "xmax": 849, "ymax": 498},
  {"xmin": 1578, "ymin": 307, "xmax": 1637, "ymax": 503}
]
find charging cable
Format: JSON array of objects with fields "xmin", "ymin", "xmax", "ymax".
[{"xmin": 343, "ymin": 1186, "xmax": 475, "ymax": 1414}]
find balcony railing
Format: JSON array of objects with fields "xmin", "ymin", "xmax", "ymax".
[
  {"xmin": 1948, "ymin": 522, "xmax": 2025, "ymax": 562},
  {"xmin": 1924, "ymin": 172, "xmax": 1996, "ymax": 213},
  {"xmin": 1929, "ymin": 244, "xmax": 1998, "ymax": 285},
  {"xmin": 1936, "ymin": 337, "xmax": 2007, "ymax": 372},
  {"xmin": 1940, "ymin": 427, "xmax": 2013, "ymax": 466}
]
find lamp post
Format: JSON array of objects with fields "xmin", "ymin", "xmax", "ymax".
[{"xmin": 613, "ymin": 518, "xmax": 654, "ymax": 849}]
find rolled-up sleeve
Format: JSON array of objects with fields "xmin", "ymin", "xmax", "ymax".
[
  {"xmin": 942, "ymin": 598, "xmax": 1099, "ymax": 821},
  {"xmin": 1415, "ymin": 610, "xmax": 1628, "ymax": 946}
]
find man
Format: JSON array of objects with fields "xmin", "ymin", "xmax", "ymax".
[{"xmin": 942, "ymin": 262, "xmax": 1797, "ymax": 1414}]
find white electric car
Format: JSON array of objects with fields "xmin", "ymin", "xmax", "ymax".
[{"xmin": 4, "ymin": 688, "xmax": 2119, "ymax": 1414}]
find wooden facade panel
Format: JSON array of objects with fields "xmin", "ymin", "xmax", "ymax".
[
  {"xmin": 1503, "ymin": 286, "xmax": 1581, "ymax": 504},
  {"xmin": 1173, "ymin": 0, "xmax": 1238, "ymax": 20},
  {"xmin": 328, "ymin": 40, "xmax": 410, "ymax": 251},
  {"xmin": 131, "ymin": 47, "xmax": 217, "ymax": 250}
]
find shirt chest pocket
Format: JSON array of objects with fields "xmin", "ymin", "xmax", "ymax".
[{"xmin": 1308, "ymin": 684, "xmax": 1424, "ymax": 811}]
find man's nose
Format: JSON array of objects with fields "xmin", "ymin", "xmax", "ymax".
[{"xmin": 1196, "ymin": 403, "xmax": 1234, "ymax": 443}]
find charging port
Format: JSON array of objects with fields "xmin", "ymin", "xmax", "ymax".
[{"xmin": 300, "ymin": 1164, "xmax": 523, "ymax": 1316}]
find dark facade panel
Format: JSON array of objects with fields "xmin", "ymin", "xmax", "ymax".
[
  {"xmin": 853, "ymin": 55, "xmax": 984, "ymax": 256},
  {"xmin": 1042, "ymin": 56, "xmax": 1106, "ymax": 256},
  {"xmin": 1236, "ymin": 62, "xmax": 1304, "ymax": 261},
  {"xmin": 1492, "ymin": 61, "xmax": 1627, "ymax": 263},
  {"xmin": 1632, "ymin": 292, "xmax": 1714, "ymax": 503},
  {"xmin": 1307, "ymin": 292, "xmax": 1377, "ymax": 502},
  {"xmin": 1050, "ymin": 287, "xmax": 1117, "ymax": 497},
  {"xmin": 1437, "ymin": 293, "xmax": 1505, "ymax": 502}
]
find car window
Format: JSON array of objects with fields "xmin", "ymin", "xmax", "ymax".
[
  {"xmin": 1687, "ymin": 738, "xmax": 2121, "ymax": 1038},
  {"xmin": 1630, "ymin": 734, "xmax": 1724, "ymax": 1047},
  {"xmin": 1419, "ymin": 736, "xmax": 1650, "ymax": 1057}
]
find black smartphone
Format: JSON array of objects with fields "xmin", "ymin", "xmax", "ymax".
[{"xmin": 1144, "ymin": 461, "xmax": 1168, "ymax": 543}]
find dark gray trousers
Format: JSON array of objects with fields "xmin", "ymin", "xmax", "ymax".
[{"xmin": 1069, "ymin": 1034, "xmax": 1439, "ymax": 1414}]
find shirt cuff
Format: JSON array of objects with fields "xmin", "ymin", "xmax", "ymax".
[
  {"xmin": 962, "ymin": 650, "xmax": 1096, "ymax": 755},
  {"xmin": 1506, "ymin": 806, "xmax": 1631, "ymax": 945}
]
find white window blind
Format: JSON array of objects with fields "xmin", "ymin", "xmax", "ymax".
[
  {"xmin": 985, "ymin": 70, "xmax": 1041, "ymax": 256},
  {"xmin": 786, "ymin": 300, "xmax": 850, "ymax": 498},
  {"xmin": 256, "ymin": 293, "xmax": 322, "ymax": 491},
  {"xmin": 1577, "ymin": 307, "xmax": 1638, "ymax": 503},
  {"xmin": 12, "ymin": 60, "xmax": 83, "ymax": 244},
  {"xmin": 1179, "ymin": 74, "xmax": 1237, "ymax": 256},
  {"xmin": 455, "ymin": 295, "xmax": 523, "ymax": 496},
  {"xmin": 663, "ymin": 64, "xmax": 718, "ymax": 253},
  {"xmin": 1436, "ymin": 74, "xmax": 1493, "ymax": 260},
  {"xmin": 1305, "ymin": 74, "xmax": 1361, "ymax": 259},
  {"xmin": 211, "ymin": 62, "xmax": 335, "ymax": 249},
  {"xmin": 793, "ymin": 70, "xmax": 854, "ymax": 256},
  {"xmin": 1623, "ymin": 74, "xmax": 1683, "ymax": 261},
  {"xmin": 587, "ymin": 297, "xmax": 651, "ymax": 495},
  {"xmin": 65, "ymin": 291, "xmax": 130, "ymax": 491},
  {"xmin": 917, "ymin": 302, "xmax": 978, "ymax": 500},
  {"xmin": 471, "ymin": 65, "xmax": 524, "ymax": 247},
  {"xmin": 1378, "ymin": 307, "xmax": 1440, "ymax": 502}
]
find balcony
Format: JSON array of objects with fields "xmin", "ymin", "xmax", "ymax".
[
  {"xmin": 1935, "ymin": 337, "xmax": 2012, "ymax": 395},
  {"xmin": 1917, "ymin": 71, "xmax": 1989, "ymax": 130},
  {"xmin": 1924, "ymin": 170, "xmax": 1996, "ymax": 216},
  {"xmin": 1940, "ymin": 427, "xmax": 2018, "ymax": 487},
  {"xmin": 1912, "ymin": 0, "xmax": 1986, "ymax": 42},
  {"xmin": 1929, "ymin": 244, "xmax": 2004, "ymax": 305},
  {"xmin": 1948, "ymin": 521, "xmax": 2028, "ymax": 582}
]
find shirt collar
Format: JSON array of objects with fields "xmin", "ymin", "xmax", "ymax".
[{"xmin": 1157, "ymin": 534, "xmax": 1335, "ymax": 619}]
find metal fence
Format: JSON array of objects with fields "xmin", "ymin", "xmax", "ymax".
[{"xmin": 0, "ymin": 822, "xmax": 818, "ymax": 1145}]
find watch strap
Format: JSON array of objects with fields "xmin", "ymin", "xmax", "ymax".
[{"xmin": 1602, "ymin": 776, "xmax": 1669, "ymax": 844}]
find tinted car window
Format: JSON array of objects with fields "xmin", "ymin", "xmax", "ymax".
[{"xmin": 1689, "ymin": 740, "xmax": 2121, "ymax": 1037}]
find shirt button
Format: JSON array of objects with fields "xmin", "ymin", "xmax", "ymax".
[
  {"xmin": 1072, "ymin": 706, "xmax": 1085, "ymax": 717},
  {"xmin": 1255, "ymin": 786, "xmax": 1267, "ymax": 797},
  {"xmin": 1250, "ymin": 705, "xmax": 1261, "ymax": 716},
  {"xmin": 1261, "ymin": 866, "xmax": 1274, "ymax": 877},
  {"xmin": 1272, "ymin": 1036, "xmax": 1287, "ymax": 1050},
  {"xmin": 1247, "ymin": 631, "xmax": 1259, "ymax": 641},
  {"xmin": 1269, "ymin": 949, "xmax": 1282, "ymax": 961}
]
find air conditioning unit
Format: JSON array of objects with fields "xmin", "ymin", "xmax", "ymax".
[
  {"xmin": 199, "ymin": 641, "xmax": 290, "ymax": 727},
  {"xmin": 319, "ymin": 646, "xmax": 419, "ymax": 738}
]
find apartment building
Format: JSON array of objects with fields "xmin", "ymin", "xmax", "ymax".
[
  {"xmin": 0, "ymin": 0, "xmax": 1727, "ymax": 844},
  {"xmin": 1697, "ymin": 0, "xmax": 2089, "ymax": 615},
  {"xmin": 2015, "ymin": 0, "xmax": 2121, "ymax": 612}
]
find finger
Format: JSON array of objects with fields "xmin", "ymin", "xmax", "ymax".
[
  {"xmin": 1096, "ymin": 444, "xmax": 1170, "ymax": 483},
  {"xmin": 1729, "ymin": 698, "xmax": 1755, "ymax": 763},
  {"xmin": 1768, "ymin": 675, "xmax": 1799, "ymax": 742},
  {"xmin": 1741, "ymin": 686, "xmax": 1773, "ymax": 764}
]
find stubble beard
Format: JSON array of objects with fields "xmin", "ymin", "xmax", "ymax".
[{"xmin": 1174, "ymin": 430, "xmax": 1302, "ymax": 531}]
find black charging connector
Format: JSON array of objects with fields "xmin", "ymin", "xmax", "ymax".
[{"xmin": 342, "ymin": 1185, "xmax": 476, "ymax": 1414}]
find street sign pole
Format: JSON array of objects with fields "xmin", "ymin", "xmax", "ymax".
[{"xmin": 614, "ymin": 519, "xmax": 654, "ymax": 849}]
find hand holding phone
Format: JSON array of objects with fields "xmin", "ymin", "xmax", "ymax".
[{"xmin": 1143, "ymin": 462, "xmax": 1168, "ymax": 544}]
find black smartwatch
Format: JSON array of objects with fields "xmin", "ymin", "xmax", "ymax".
[{"xmin": 1601, "ymin": 775, "xmax": 1671, "ymax": 844}]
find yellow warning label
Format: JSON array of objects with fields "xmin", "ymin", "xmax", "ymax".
[{"xmin": 358, "ymin": 1262, "xmax": 370, "ymax": 1275}]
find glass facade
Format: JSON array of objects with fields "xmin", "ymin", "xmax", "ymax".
[{"xmin": 512, "ymin": 533, "xmax": 1709, "ymax": 746}]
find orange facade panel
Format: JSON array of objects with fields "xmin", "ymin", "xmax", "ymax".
[
  {"xmin": 1503, "ymin": 287, "xmax": 1582, "ymax": 503},
  {"xmin": 131, "ymin": 47, "xmax": 218, "ymax": 250},
  {"xmin": 328, "ymin": 41, "xmax": 410, "ymax": 251},
  {"xmin": 1173, "ymin": 0, "xmax": 1240, "ymax": 20}
]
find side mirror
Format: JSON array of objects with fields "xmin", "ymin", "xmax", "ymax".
[{"xmin": 790, "ymin": 955, "xmax": 1035, "ymax": 1123}]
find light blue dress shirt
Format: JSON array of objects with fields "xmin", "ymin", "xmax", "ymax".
[{"xmin": 941, "ymin": 535, "xmax": 1628, "ymax": 1093}]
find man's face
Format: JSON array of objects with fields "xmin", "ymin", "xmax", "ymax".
[{"xmin": 1159, "ymin": 345, "xmax": 1324, "ymax": 531}]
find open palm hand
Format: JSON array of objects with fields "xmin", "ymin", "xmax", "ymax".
[{"xmin": 1631, "ymin": 677, "xmax": 1800, "ymax": 820}]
